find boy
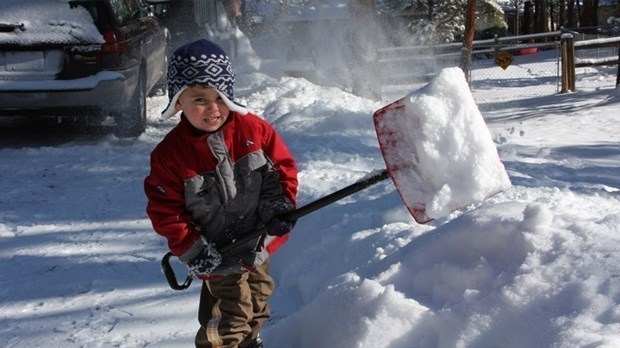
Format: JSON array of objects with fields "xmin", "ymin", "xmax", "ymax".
[{"xmin": 144, "ymin": 39, "xmax": 298, "ymax": 348}]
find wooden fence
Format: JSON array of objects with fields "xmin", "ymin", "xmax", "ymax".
[
  {"xmin": 560, "ymin": 34, "xmax": 620, "ymax": 92},
  {"xmin": 379, "ymin": 30, "xmax": 619, "ymax": 93}
]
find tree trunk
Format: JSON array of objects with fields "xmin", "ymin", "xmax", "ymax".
[
  {"xmin": 460, "ymin": 0, "xmax": 476, "ymax": 82},
  {"xmin": 427, "ymin": 0, "xmax": 435, "ymax": 21},
  {"xmin": 541, "ymin": 0, "xmax": 549, "ymax": 32},
  {"xmin": 534, "ymin": 0, "xmax": 549, "ymax": 33},
  {"xmin": 559, "ymin": 0, "xmax": 566, "ymax": 29},
  {"xmin": 567, "ymin": 0, "xmax": 576, "ymax": 28},
  {"xmin": 524, "ymin": 1, "xmax": 533, "ymax": 34},
  {"xmin": 549, "ymin": 0, "xmax": 555, "ymax": 31},
  {"xmin": 512, "ymin": 0, "xmax": 521, "ymax": 35},
  {"xmin": 534, "ymin": 0, "xmax": 542, "ymax": 32},
  {"xmin": 581, "ymin": 0, "xmax": 593, "ymax": 27},
  {"xmin": 592, "ymin": 0, "xmax": 599, "ymax": 27}
]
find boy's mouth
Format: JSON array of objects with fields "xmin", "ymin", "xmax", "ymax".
[{"xmin": 204, "ymin": 116, "xmax": 221, "ymax": 124}]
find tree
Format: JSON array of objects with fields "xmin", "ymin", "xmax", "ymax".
[
  {"xmin": 558, "ymin": 0, "xmax": 566, "ymax": 29},
  {"xmin": 580, "ymin": 0, "xmax": 599, "ymax": 28},
  {"xmin": 567, "ymin": 0, "xmax": 577, "ymax": 28},
  {"xmin": 403, "ymin": 0, "xmax": 506, "ymax": 44},
  {"xmin": 523, "ymin": 0, "xmax": 533, "ymax": 34},
  {"xmin": 511, "ymin": 0, "xmax": 523, "ymax": 35}
]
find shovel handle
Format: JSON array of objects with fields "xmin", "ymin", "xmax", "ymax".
[
  {"xmin": 221, "ymin": 169, "xmax": 390, "ymax": 253},
  {"xmin": 161, "ymin": 169, "xmax": 390, "ymax": 290},
  {"xmin": 161, "ymin": 251, "xmax": 193, "ymax": 290}
]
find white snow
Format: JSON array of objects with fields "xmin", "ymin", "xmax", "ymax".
[
  {"xmin": 0, "ymin": 0, "xmax": 104, "ymax": 45},
  {"xmin": 1, "ymin": 30, "xmax": 620, "ymax": 348},
  {"xmin": 374, "ymin": 67, "xmax": 511, "ymax": 222}
]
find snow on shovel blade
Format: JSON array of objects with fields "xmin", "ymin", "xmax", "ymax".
[{"xmin": 373, "ymin": 67, "xmax": 511, "ymax": 224}]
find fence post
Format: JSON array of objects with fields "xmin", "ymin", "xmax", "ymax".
[
  {"xmin": 560, "ymin": 33, "xmax": 576, "ymax": 93},
  {"xmin": 616, "ymin": 41, "xmax": 619, "ymax": 88},
  {"xmin": 567, "ymin": 35, "xmax": 576, "ymax": 92}
]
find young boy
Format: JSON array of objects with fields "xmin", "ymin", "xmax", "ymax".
[{"xmin": 144, "ymin": 39, "xmax": 298, "ymax": 348}]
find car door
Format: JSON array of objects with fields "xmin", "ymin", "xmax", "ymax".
[{"xmin": 133, "ymin": 0, "xmax": 167, "ymax": 92}]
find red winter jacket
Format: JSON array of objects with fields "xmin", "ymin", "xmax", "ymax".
[{"xmin": 144, "ymin": 112, "xmax": 298, "ymax": 275}]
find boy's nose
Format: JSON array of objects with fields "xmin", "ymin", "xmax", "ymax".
[{"xmin": 206, "ymin": 101, "xmax": 219, "ymax": 111}]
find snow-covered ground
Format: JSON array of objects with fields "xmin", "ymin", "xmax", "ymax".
[{"xmin": 1, "ymin": 36, "xmax": 619, "ymax": 347}]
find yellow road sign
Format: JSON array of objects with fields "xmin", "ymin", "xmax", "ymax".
[{"xmin": 495, "ymin": 51, "xmax": 514, "ymax": 70}]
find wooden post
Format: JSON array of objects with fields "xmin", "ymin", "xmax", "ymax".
[
  {"xmin": 560, "ymin": 33, "xmax": 576, "ymax": 93},
  {"xmin": 560, "ymin": 35, "xmax": 568, "ymax": 92},
  {"xmin": 567, "ymin": 36, "xmax": 575, "ymax": 92},
  {"xmin": 616, "ymin": 41, "xmax": 620, "ymax": 88}
]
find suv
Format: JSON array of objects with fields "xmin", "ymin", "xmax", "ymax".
[{"xmin": 0, "ymin": 0, "xmax": 169, "ymax": 137}]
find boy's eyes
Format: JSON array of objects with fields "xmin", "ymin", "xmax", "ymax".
[{"xmin": 192, "ymin": 96, "xmax": 224, "ymax": 104}]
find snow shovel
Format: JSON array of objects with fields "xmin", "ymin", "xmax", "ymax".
[{"xmin": 161, "ymin": 67, "xmax": 511, "ymax": 290}]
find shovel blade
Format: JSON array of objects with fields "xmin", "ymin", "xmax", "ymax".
[{"xmin": 373, "ymin": 68, "xmax": 511, "ymax": 224}]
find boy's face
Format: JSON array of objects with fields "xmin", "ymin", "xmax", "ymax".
[{"xmin": 175, "ymin": 85, "xmax": 230, "ymax": 132}]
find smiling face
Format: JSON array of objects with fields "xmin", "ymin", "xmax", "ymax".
[{"xmin": 175, "ymin": 85, "xmax": 230, "ymax": 132}]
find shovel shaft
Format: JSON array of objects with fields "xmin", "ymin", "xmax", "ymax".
[
  {"xmin": 284, "ymin": 169, "xmax": 390, "ymax": 222},
  {"xmin": 222, "ymin": 169, "xmax": 389, "ymax": 252},
  {"xmin": 162, "ymin": 169, "xmax": 390, "ymax": 290}
]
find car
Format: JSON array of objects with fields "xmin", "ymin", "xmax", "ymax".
[{"xmin": 0, "ymin": 0, "xmax": 170, "ymax": 138}]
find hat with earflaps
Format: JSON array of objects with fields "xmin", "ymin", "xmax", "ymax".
[{"xmin": 161, "ymin": 39, "xmax": 248, "ymax": 119}]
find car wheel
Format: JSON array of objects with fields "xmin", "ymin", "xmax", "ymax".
[{"xmin": 113, "ymin": 66, "xmax": 147, "ymax": 138}]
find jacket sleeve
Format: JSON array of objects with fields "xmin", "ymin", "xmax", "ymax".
[
  {"xmin": 261, "ymin": 124, "xmax": 298, "ymax": 206},
  {"xmin": 144, "ymin": 149, "xmax": 201, "ymax": 258}
]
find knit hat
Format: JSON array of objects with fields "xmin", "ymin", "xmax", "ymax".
[{"xmin": 161, "ymin": 39, "xmax": 248, "ymax": 119}]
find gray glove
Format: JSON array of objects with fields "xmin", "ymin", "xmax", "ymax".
[{"xmin": 185, "ymin": 243, "xmax": 222, "ymax": 277}]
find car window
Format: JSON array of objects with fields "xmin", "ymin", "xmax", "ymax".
[
  {"xmin": 0, "ymin": 0, "xmax": 104, "ymax": 45},
  {"xmin": 67, "ymin": 1, "xmax": 112, "ymax": 33},
  {"xmin": 108, "ymin": 0, "xmax": 130, "ymax": 23}
]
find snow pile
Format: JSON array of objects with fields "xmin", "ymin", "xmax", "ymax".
[
  {"xmin": 0, "ymin": 0, "xmax": 104, "ymax": 45},
  {"xmin": 374, "ymin": 67, "xmax": 511, "ymax": 222}
]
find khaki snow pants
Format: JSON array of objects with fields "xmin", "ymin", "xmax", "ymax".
[{"xmin": 195, "ymin": 260, "xmax": 274, "ymax": 348}]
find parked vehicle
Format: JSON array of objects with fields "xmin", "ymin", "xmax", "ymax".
[{"xmin": 0, "ymin": 0, "xmax": 169, "ymax": 137}]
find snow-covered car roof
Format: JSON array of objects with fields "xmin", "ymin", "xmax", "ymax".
[{"xmin": 0, "ymin": 0, "xmax": 104, "ymax": 45}]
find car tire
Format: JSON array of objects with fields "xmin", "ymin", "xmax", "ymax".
[{"xmin": 113, "ymin": 66, "xmax": 147, "ymax": 138}]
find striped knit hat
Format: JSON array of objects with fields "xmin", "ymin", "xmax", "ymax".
[{"xmin": 161, "ymin": 39, "xmax": 247, "ymax": 118}]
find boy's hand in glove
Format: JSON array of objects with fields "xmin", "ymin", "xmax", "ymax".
[
  {"xmin": 261, "ymin": 197, "xmax": 296, "ymax": 237},
  {"xmin": 185, "ymin": 243, "xmax": 222, "ymax": 277},
  {"xmin": 266, "ymin": 218, "xmax": 295, "ymax": 237}
]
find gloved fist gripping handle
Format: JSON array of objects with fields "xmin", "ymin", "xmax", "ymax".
[
  {"xmin": 261, "ymin": 197, "xmax": 297, "ymax": 237},
  {"xmin": 185, "ymin": 243, "xmax": 222, "ymax": 277},
  {"xmin": 266, "ymin": 219, "xmax": 295, "ymax": 237}
]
